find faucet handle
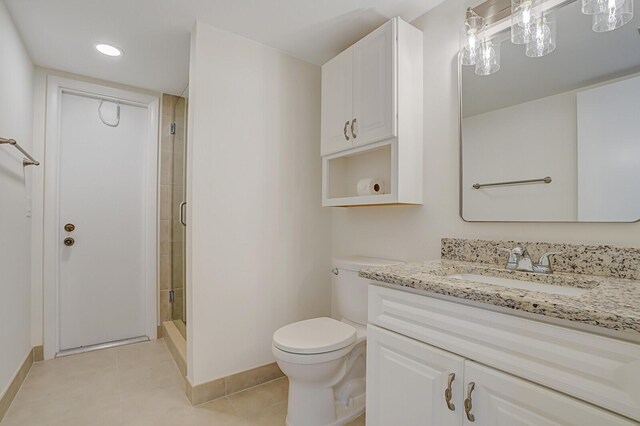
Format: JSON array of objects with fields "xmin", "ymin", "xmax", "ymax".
[
  {"xmin": 538, "ymin": 251, "xmax": 561, "ymax": 266},
  {"xmin": 497, "ymin": 247, "xmax": 520, "ymax": 269},
  {"xmin": 535, "ymin": 251, "xmax": 561, "ymax": 273}
]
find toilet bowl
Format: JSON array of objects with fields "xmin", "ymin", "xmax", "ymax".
[{"xmin": 272, "ymin": 257, "xmax": 398, "ymax": 426}]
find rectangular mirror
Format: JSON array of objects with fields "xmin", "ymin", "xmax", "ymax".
[{"xmin": 460, "ymin": 0, "xmax": 640, "ymax": 222}]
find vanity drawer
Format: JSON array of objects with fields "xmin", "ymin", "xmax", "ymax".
[{"xmin": 368, "ymin": 284, "xmax": 640, "ymax": 421}]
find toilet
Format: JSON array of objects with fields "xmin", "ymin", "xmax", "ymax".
[{"xmin": 272, "ymin": 256, "xmax": 398, "ymax": 426}]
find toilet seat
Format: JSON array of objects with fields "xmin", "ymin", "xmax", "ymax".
[
  {"xmin": 273, "ymin": 317, "xmax": 357, "ymax": 355},
  {"xmin": 272, "ymin": 342, "xmax": 356, "ymax": 365}
]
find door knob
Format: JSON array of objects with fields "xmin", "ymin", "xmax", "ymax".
[
  {"xmin": 63, "ymin": 237, "xmax": 75, "ymax": 247},
  {"xmin": 64, "ymin": 223, "xmax": 75, "ymax": 232}
]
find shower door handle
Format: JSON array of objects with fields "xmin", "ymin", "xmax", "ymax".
[{"xmin": 179, "ymin": 202, "xmax": 186, "ymax": 226}]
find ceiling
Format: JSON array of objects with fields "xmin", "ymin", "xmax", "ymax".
[
  {"xmin": 462, "ymin": 0, "xmax": 640, "ymax": 116},
  {"xmin": 5, "ymin": 0, "xmax": 445, "ymax": 95}
]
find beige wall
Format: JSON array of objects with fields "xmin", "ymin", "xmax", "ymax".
[
  {"xmin": 330, "ymin": 0, "xmax": 639, "ymax": 263},
  {"xmin": 186, "ymin": 22, "xmax": 331, "ymax": 385},
  {"xmin": 0, "ymin": 0, "xmax": 34, "ymax": 398}
]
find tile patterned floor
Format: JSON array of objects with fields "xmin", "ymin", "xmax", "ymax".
[{"xmin": 1, "ymin": 339, "xmax": 366, "ymax": 425}]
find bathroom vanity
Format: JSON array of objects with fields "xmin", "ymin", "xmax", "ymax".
[{"xmin": 362, "ymin": 239, "xmax": 640, "ymax": 425}]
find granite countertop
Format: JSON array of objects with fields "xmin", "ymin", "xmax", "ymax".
[{"xmin": 360, "ymin": 259, "xmax": 640, "ymax": 335}]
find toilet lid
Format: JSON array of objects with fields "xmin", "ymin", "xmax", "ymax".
[{"xmin": 273, "ymin": 317, "xmax": 357, "ymax": 355}]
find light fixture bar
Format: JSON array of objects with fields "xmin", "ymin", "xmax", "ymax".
[{"xmin": 469, "ymin": 0, "xmax": 513, "ymax": 25}]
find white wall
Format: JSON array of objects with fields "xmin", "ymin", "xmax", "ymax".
[
  {"xmin": 0, "ymin": 0, "xmax": 34, "ymax": 398},
  {"xmin": 462, "ymin": 91, "xmax": 577, "ymax": 221},
  {"xmin": 186, "ymin": 22, "xmax": 331, "ymax": 385},
  {"xmin": 330, "ymin": 0, "xmax": 639, "ymax": 264}
]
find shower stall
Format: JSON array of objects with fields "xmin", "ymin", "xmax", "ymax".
[{"xmin": 160, "ymin": 87, "xmax": 188, "ymax": 339}]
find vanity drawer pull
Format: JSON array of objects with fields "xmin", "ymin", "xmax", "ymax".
[
  {"xmin": 343, "ymin": 121, "xmax": 350, "ymax": 141},
  {"xmin": 444, "ymin": 373, "xmax": 456, "ymax": 411},
  {"xmin": 464, "ymin": 382, "xmax": 476, "ymax": 422}
]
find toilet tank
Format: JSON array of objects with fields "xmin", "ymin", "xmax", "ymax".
[{"xmin": 333, "ymin": 256, "xmax": 399, "ymax": 326}]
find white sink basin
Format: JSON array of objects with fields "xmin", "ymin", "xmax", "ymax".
[{"xmin": 447, "ymin": 273, "xmax": 589, "ymax": 297}]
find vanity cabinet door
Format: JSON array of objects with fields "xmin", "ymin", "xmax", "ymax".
[
  {"xmin": 463, "ymin": 361, "xmax": 637, "ymax": 426},
  {"xmin": 367, "ymin": 324, "xmax": 464, "ymax": 426},
  {"xmin": 321, "ymin": 48, "xmax": 353, "ymax": 156},
  {"xmin": 351, "ymin": 19, "xmax": 396, "ymax": 147}
]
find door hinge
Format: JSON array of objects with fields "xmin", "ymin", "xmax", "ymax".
[
  {"xmin": 170, "ymin": 122, "xmax": 176, "ymax": 135},
  {"xmin": 169, "ymin": 290, "xmax": 175, "ymax": 303}
]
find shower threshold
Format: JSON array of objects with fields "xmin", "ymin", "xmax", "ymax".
[{"xmin": 56, "ymin": 336, "xmax": 149, "ymax": 358}]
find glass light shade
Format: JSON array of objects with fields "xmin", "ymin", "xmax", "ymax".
[
  {"xmin": 526, "ymin": 12, "xmax": 557, "ymax": 57},
  {"xmin": 592, "ymin": 0, "xmax": 633, "ymax": 32},
  {"xmin": 460, "ymin": 16, "xmax": 485, "ymax": 66},
  {"xmin": 582, "ymin": 0, "xmax": 625, "ymax": 15},
  {"xmin": 475, "ymin": 39, "xmax": 501, "ymax": 76},
  {"xmin": 511, "ymin": 0, "xmax": 544, "ymax": 44}
]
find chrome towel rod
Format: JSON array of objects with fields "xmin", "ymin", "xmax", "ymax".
[
  {"xmin": 0, "ymin": 137, "xmax": 39, "ymax": 166},
  {"xmin": 473, "ymin": 176, "xmax": 551, "ymax": 189}
]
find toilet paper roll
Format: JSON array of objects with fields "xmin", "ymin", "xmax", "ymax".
[{"xmin": 357, "ymin": 177, "xmax": 385, "ymax": 196}]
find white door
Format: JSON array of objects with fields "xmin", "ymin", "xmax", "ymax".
[
  {"xmin": 366, "ymin": 325, "xmax": 464, "ymax": 426},
  {"xmin": 321, "ymin": 48, "xmax": 353, "ymax": 156},
  {"xmin": 463, "ymin": 361, "xmax": 637, "ymax": 426},
  {"xmin": 58, "ymin": 92, "xmax": 149, "ymax": 351},
  {"xmin": 351, "ymin": 19, "xmax": 396, "ymax": 147}
]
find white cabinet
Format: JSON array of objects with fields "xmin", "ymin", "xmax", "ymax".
[
  {"xmin": 321, "ymin": 17, "xmax": 423, "ymax": 206},
  {"xmin": 367, "ymin": 325, "xmax": 464, "ymax": 426},
  {"xmin": 321, "ymin": 49, "xmax": 352, "ymax": 155},
  {"xmin": 351, "ymin": 19, "xmax": 395, "ymax": 147},
  {"xmin": 464, "ymin": 361, "xmax": 635, "ymax": 426},
  {"xmin": 367, "ymin": 285, "xmax": 640, "ymax": 425},
  {"xmin": 321, "ymin": 20, "xmax": 395, "ymax": 156},
  {"xmin": 367, "ymin": 325, "xmax": 636, "ymax": 426}
]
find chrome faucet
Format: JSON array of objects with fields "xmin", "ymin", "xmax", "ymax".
[{"xmin": 497, "ymin": 246, "xmax": 561, "ymax": 274}]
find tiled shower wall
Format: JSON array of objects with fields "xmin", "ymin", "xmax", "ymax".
[{"xmin": 159, "ymin": 94, "xmax": 186, "ymax": 324}]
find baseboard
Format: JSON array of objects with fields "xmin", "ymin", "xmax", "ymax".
[
  {"xmin": 185, "ymin": 362, "xmax": 284, "ymax": 406},
  {"xmin": 161, "ymin": 321, "xmax": 284, "ymax": 407},
  {"xmin": 33, "ymin": 346, "xmax": 44, "ymax": 362},
  {"xmin": 0, "ymin": 349, "xmax": 34, "ymax": 422},
  {"xmin": 162, "ymin": 321, "xmax": 186, "ymax": 377}
]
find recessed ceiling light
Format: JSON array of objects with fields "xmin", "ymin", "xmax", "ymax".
[{"xmin": 95, "ymin": 43, "xmax": 123, "ymax": 57}]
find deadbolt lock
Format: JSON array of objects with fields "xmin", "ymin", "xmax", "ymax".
[
  {"xmin": 63, "ymin": 237, "xmax": 75, "ymax": 247},
  {"xmin": 64, "ymin": 223, "xmax": 75, "ymax": 232}
]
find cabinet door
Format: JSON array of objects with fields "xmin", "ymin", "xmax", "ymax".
[
  {"xmin": 463, "ymin": 361, "xmax": 637, "ymax": 426},
  {"xmin": 351, "ymin": 19, "xmax": 396, "ymax": 147},
  {"xmin": 367, "ymin": 325, "xmax": 464, "ymax": 426},
  {"xmin": 321, "ymin": 49, "xmax": 352, "ymax": 156}
]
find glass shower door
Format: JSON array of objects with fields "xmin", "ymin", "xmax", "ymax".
[{"xmin": 171, "ymin": 87, "xmax": 188, "ymax": 337}]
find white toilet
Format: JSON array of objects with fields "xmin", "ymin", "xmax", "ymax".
[{"xmin": 272, "ymin": 256, "xmax": 398, "ymax": 426}]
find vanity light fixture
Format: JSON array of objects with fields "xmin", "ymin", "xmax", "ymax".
[
  {"xmin": 591, "ymin": 0, "xmax": 634, "ymax": 32},
  {"xmin": 475, "ymin": 39, "xmax": 501, "ymax": 75},
  {"xmin": 95, "ymin": 43, "xmax": 123, "ymax": 57},
  {"xmin": 461, "ymin": 0, "xmax": 631, "ymax": 76},
  {"xmin": 526, "ymin": 11, "xmax": 557, "ymax": 57},
  {"xmin": 511, "ymin": 0, "xmax": 544, "ymax": 43},
  {"xmin": 460, "ymin": 14, "xmax": 486, "ymax": 65},
  {"xmin": 460, "ymin": 9, "xmax": 501, "ymax": 76}
]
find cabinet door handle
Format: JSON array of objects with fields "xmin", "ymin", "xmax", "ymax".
[
  {"xmin": 351, "ymin": 118, "xmax": 357, "ymax": 139},
  {"xmin": 444, "ymin": 373, "xmax": 456, "ymax": 411},
  {"xmin": 343, "ymin": 121, "xmax": 350, "ymax": 141},
  {"xmin": 464, "ymin": 382, "xmax": 476, "ymax": 422}
]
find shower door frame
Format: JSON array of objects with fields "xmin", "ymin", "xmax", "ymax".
[{"xmin": 42, "ymin": 76, "xmax": 160, "ymax": 360}]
